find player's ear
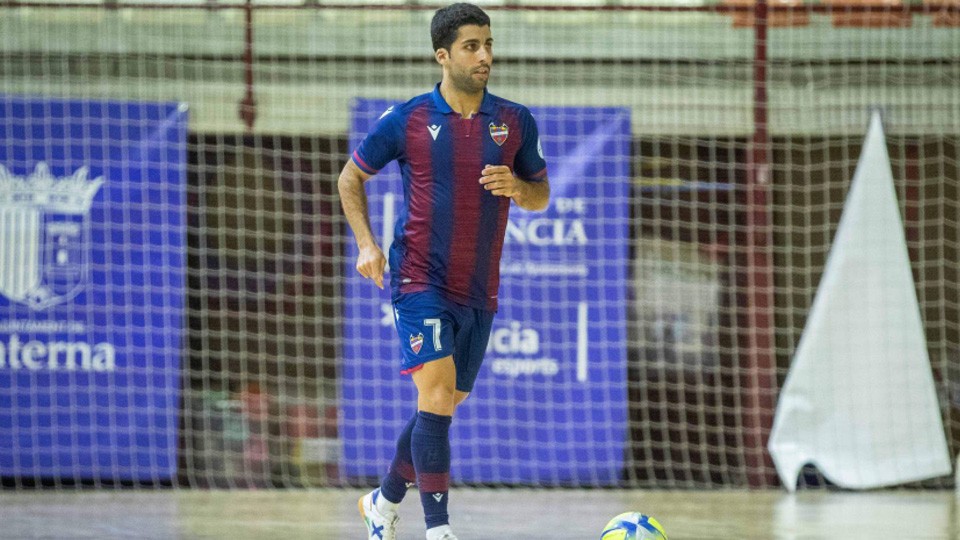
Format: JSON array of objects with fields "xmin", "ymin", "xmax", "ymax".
[{"xmin": 434, "ymin": 48, "xmax": 447, "ymax": 66}]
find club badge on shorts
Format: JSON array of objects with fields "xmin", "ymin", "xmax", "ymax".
[
  {"xmin": 409, "ymin": 332, "xmax": 424, "ymax": 354},
  {"xmin": 489, "ymin": 122, "xmax": 509, "ymax": 146}
]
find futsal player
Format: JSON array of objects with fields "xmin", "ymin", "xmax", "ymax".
[{"xmin": 337, "ymin": 3, "xmax": 550, "ymax": 539}]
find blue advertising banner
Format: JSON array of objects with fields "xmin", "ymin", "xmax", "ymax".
[
  {"xmin": 0, "ymin": 97, "xmax": 188, "ymax": 482},
  {"xmin": 342, "ymin": 100, "xmax": 630, "ymax": 485}
]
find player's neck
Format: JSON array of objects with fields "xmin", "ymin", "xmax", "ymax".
[{"xmin": 439, "ymin": 80, "xmax": 483, "ymax": 119}]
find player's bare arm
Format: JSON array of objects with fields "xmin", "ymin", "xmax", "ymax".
[
  {"xmin": 337, "ymin": 159, "xmax": 387, "ymax": 289},
  {"xmin": 479, "ymin": 164, "xmax": 550, "ymax": 211}
]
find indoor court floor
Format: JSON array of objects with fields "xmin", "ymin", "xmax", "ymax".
[{"xmin": 0, "ymin": 488, "xmax": 956, "ymax": 539}]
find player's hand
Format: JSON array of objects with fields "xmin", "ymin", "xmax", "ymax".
[
  {"xmin": 480, "ymin": 164, "xmax": 523, "ymax": 198},
  {"xmin": 356, "ymin": 243, "xmax": 386, "ymax": 289}
]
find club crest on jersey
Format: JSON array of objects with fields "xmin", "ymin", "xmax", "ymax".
[
  {"xmin": 409, "ymin": 332, "xmax": 424, "ymax": 354},
  {"xmin": 489, "ymin": 122, "xmax": 509, "ymax": 146}
]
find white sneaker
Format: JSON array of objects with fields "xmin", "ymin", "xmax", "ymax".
[
  {"xmin": 358, "ymin": 489, "xmax": 399, "ymax": 540},
  {"xmin": 426, "ymin": 525, "xmax": 458, "ymax": 540}
]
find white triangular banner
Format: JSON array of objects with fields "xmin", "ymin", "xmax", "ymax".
[{"xmin": 768, "ymin": 111, "xmax": 951, "ymax": 491}]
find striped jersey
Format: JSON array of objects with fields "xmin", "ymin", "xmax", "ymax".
[{"xmin": 351, "ymin": 84, "xmax": 548, "ymax": 311}]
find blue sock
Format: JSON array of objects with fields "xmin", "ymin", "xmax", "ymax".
[
  {"xmin": 379, "ymin": 413, "xmax": 418, "ymax": 504},
  {"xmin": 411, "ymin": 411, "xmax": 452, "ymax": 529}
]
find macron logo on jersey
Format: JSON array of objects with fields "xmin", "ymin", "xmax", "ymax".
[
  {"xmin": 379, "ymin": 106, "xmax": 394, "ymax": 120},
  {"xmin": 428, "ymin": 124, "xmax": 442, "ymax": 141}
]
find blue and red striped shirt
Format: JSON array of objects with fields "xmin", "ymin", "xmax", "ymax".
[{"xmin": 352, "ymin": 84, "xmax": 547, "ymax": 311}]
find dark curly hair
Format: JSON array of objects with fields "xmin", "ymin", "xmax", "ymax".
[{"xmin": 430, "ymin": 3, "xmax": 491, "ymax": 52}]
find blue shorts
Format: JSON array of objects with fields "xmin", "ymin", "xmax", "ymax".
[{"xmin": 393, "ymin": 290, "xmax": 495, "ymax": 393}]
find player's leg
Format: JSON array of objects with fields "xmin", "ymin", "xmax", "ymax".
[
  {"xmin": 410, "ymin": 356, "xmax": 456, "ymax": 539},
  {"xmin": 414, "ymin": 302, "xmax": 495, "ymax": 540},
  {"xmin": 359, "ymin": 291, "xmax": 454, "ymax": 540},
  {"xmin": 372, "ymin": 377, "xmax": 454, "ymax": 517},
  {"xmin": 379, "ymin": 412, "xmax": 418, "ymax": 501},
  {"xmin": 412, "ymin": 354, "xmax": 457, "ymax": 415},
  {"xmin": 392, "ymin": 291, "xmax": 460, "ymax": 538}
]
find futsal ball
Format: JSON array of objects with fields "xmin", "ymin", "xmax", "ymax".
[{"xmin": 599, "ymin": 512, "xmax": 668, "ymax": 540}]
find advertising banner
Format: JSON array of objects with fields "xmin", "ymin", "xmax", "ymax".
[
  {"xmin": 342, "ymin": 100, "xmax": 630, "ymax": 485},
  {"xmin": 0, "ymin": 97, "xmax": 188, "ymax": 482}
]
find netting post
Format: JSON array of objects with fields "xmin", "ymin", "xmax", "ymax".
[
  {"xmin": 741, "ymin": 0, "xmax": 779, "ymax": 488},
  {"xmin": 238, "ymin": 0, "xmax": 257, "ymax": 130}
]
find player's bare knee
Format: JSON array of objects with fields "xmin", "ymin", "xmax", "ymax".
[{"xmin": 420, "ymin": 386, "xmax": 456, "ymax": 415}]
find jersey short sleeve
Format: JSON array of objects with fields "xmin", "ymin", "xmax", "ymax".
[
  {"xmin": 351, "ymin": 106, "xmax": 404, "ymax": 175},
  {"xmin": 513, "ymin": 107, "xmax": 548, "ymax": 182}
]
